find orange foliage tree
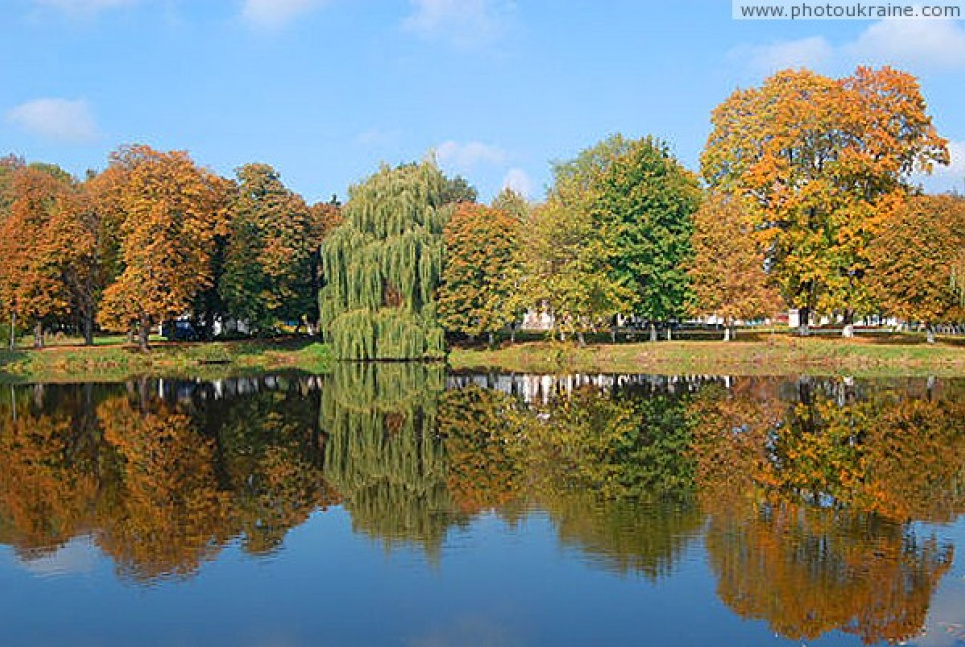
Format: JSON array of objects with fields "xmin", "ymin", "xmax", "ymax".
[
  {"xmin": 702, "ymin": 67, "xmax": 948, "ymax": 334},
  {"xmin": 869, "ymin": 194, "xmax": 965, "ymax": 341},
  {"xmin": 438, "ymin": 203, "xmax": 523, "ymax": 343},
  {"xmin": 96, "ymin": 145, "xmax": 231, "ymax": 349},
  {"xmin": 688, "ymin": 193, "xmax": 780, "ymax": 339},
  {"xmin": 0, "ymin": 164, "xmax": 76, "ymax": 348}
]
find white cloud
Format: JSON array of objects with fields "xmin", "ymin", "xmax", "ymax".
[
  {"xmin": 354, "ymin": 128, "xmax": 399, "ymax": 148},
  {"xmin": 241, "ymin": 0, "xmax": 325, "ymax": 29},
  {"xmin": 732, "ymin": 36, "xmax": 834, "ymax": 75},
  {"xmin": 18, "ymin": 537, "xmax": 99, "ymax": 577},
  {"xmin": 501, "ymin": 168, "xmax": 534, "ymax": 199},
  {"xmin": 32, "ymin": 0, "xmax": 135, "ymax": 13},
  {"xmin": 733, "ymin": 17, "xmax": 965, "ymax": 76},
  {"xmin": 403, "ymin": 0, "xmax": 513, "ymax": 49},
  {"xmin": 917, "ymin": 139, "xmax": 965, "ymax": 193},
  {"xmin": 436, "ymin": 140, "xmax": 506, "ymax": 171},
  {"xmin": 845, "ymin": 18, "xmax": 965, "ymax": 70},
  {"xmin": 6, "ymin": 98, "xmax": 98, "ymax": 143}
]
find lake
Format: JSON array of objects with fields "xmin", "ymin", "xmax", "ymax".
[{"xmin": 0, "ymin": 365, "xmax": 963, "ymax": 647}]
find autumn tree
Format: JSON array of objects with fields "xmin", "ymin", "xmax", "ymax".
[
  {"xmin": 438, "ymin": 203, "xmax": 523, "ymax": 344},
  {"xmin": 869, "ymin": 194, "xmax": 965, "ymax": 341},
  {"xmin": 702, "ymin": 67, "xmax": 948, "ymax": 335},
  {"xmin": 319, "ymin": 161, "xmax": 452, "ymax": 360},
  {"xmin": 0, "ymin": 164, "xmax": 75, "ymax": 348},
  {"xmin": 219, "ymin": 163, "xmax": 317, "ymax": 333},
  {"xmin": 689, "ymin": 193, "xmax": 780, "ymax": 339},
  {"xmin": 96, "ymin": 145, "xmax": 231, "ymax": 349}
]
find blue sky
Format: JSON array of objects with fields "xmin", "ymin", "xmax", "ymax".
[{"xmin": 2, "ymin": 0, "xmax": 964, "ymax": 203}]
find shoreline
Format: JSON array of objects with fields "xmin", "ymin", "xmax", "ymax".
[{"xmin": 0, "ymin": 335, "xmax": 963, "ymax": 383}]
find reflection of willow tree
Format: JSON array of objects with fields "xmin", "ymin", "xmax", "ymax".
[
  {"xmin": 691, "ymin": 378, "xmax": 963, "ymax": 643},
  {"xmin": 525, "ymin": 386, "xmax": 701, "ymax": 580},
  {"xmin": 321, "ymin": 363, "xmax": 463, "ymax": 558},
  {"xmin": 0, "ymin": 379, "xmax": 338, "ymax": 583}
]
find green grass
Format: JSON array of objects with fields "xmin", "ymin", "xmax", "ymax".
[
  {"xmin": 447, "ymin": 334, "xmax": 965, "ymax": 377},
  {"xmin": 2, "ymin": 332, "xmax": 962, "ymax": 382},
  {"xmin": 0, "ymin": 337, "xmax": 332, "ymax": 383}
]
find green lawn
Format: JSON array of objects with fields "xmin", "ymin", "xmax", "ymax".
[
  {"xmin": 447, "ymin": 334, "xmax": 965, "ymax": 377},
  {"xmin": 0, "ymin": 337, "xmax": 332, "ymax": 383},
  {"xmin": 1, "ymin": 333, "xmax": 962, "ymax": 382}
]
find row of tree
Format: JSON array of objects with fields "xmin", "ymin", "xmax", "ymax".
[
  {"xmin": 323, "ymin": 66, "xmax": 964, "ymax": 359},
  {"xmin": 3, "ymin": 66, "xmax": 963, "ymax": 356},
  {"xmin": 0, "ymin": 146, "xmax": 341, "ymax": 349}
]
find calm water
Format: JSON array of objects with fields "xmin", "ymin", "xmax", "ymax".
[{"xmin": 0, "ymin": 365, "xmax": 963, "ymax": 647}]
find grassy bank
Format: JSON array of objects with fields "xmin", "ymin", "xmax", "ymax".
[
  {"xmin": 447, "ymin": 334, "xmax": 965, "ymax": 377},
  {"xmin": 0, "ymin": 337, "xmax": 332, "ymax": 383},
  {"xmin": 2, "ymin": 333, "xmax": 963, "ymax": 382}
]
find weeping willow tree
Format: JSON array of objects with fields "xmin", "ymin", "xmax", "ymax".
[
  {"xmin": 320, "ymin": 362, "xmax": 463, "ymax": 559},
  {"xmin": 320, "ymin": 161, "xmax": 450, "ymax": 360}
]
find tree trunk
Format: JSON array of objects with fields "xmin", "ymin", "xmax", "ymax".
[
  {"xmin": 610, "ymin": 325, "xmax": 617, "ymax": 343},
  {"xmin": 666, "ymin": 326, "xmax": 672, "ymax": 341},
  {"xmin": 842, "ymin": 307, "xmax": 855, "ymax": 338},
  {"xmin": 649, "ymin": 323, "xmax": 657, "ymax": 342},
  {"xmin": 577, "ymin": 331, "xmax": 586, "ymax": 347},
  {"xmin": 488, "ymin": 331, "xmax": 495, "ymax": 347},
  {"xmin": 127, "ymin": 327, "xmax": 134, "ymax": 344},
  {"xmin": 9, "ymin": 311, "xmax": 15, "ymax": 351},
  {"xmin": 33, "ymin": 321, "xmax": 44, "ymax": 349},
  {"xmin": 925, "ymin": 323, "xmax": 936, "ymax": 344},
  {"xmin": 723, "ymin": 325, "xmax": 731, "ymax": 342},
  {"xmin": 797, "ymin": 306, "xmax": 810, "ymax": 337},
  {"xmin": 138, "ymin": 315, "xmax": 151, "ymax": 351},
  {"xmin": 82, "ymin": 314, "xmax": 94, "ymax": 346},
  {"xmin": 510, "ymin": 323, "xmax": 516, "ymax": 344}
]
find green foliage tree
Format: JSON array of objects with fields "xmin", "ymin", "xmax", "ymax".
[
  {"xmin": 527, "ymin": 135, "xmax": 699, "ymax": 342},
  {"xmin": 319, "ymin": 161, "xmax": 451, "ymax": 360},
  {"xmin": 220, "ymin": 163, "xmax": 317, "ymax": 333},
  {"xmin": 491, "ymin": 186, "xmax": 530, "ymax": 220},
  {"xmin": 590, "ymin": 135, "xmax": 701, "ymax": 330}
]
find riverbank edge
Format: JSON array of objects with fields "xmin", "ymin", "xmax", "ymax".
[
  {"xmin": 1, "ymin": 335, "xmax": 963, "ymax": 382},
  {"xmin": 447, "ymin": 337, "xmax": 965, "ymax": 378},
  {"xmin": 0, "ymin": 338, "xmax": 332, "ymax": 383}
]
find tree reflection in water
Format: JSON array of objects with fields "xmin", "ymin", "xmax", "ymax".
[
  {"xmin": 691, "ymin": 377, "xmax": 965, "ymax": 644},
  {"xmin": 0, "ymin": 377, "xmax": 338, "ymax": 582},
  {"xmin": 0, "ymin": 371, "xmax": 962, "ymax": 645}
]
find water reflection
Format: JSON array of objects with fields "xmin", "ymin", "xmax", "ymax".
[
  {"xmin": 691, "ymin": 376, "xmax": 965, "ymax": 644},
  {"xmin": 0, "ymin": 377, "xmax": 337, "ymax": 582},
  {"xmin": 0, "ymin": 371, "xmax": 962, "ymax": 646}
]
